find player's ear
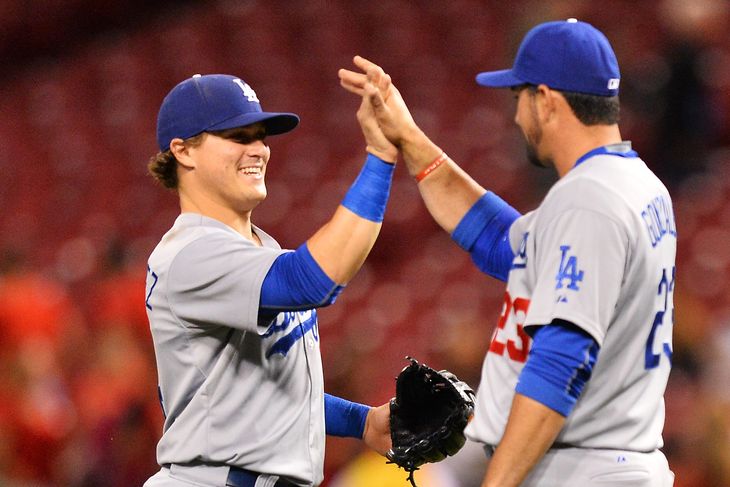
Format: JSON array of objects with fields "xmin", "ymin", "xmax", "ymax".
[
  {"xmin": 170, "ymin": 138, "xmax": 197, "ymax": 169},
  {"xmin": 535, "ymin": 84, "xmax": 558, "ymax": 123}
]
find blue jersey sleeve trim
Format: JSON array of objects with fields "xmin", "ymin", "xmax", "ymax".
[
  {"xmin": 260, "ymin": 243, "xmax": 344, "ymax": 311},
  {"xmin": 341, "ymin": 154, "xmax": 395, "ymax": 222},
  {"xmin": 452, "ymin": 192, "xmax": 508, "ymax": 249},
  {"xmin": 515, "ymin": 320, "xmax": 599, "ymax": 417},
  {"xmin": 324, "ymin": 393, "xmax": 370, "ymax": 438},
  {"xmin": 451, "ymin": 192, "xmax": 520, "ymax": 282}
]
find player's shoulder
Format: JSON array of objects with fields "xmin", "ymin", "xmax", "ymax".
[
  {"xmin": 542, "ymin": 156, "xmax": 662, "ymax": 222},
  {"xmin": 154, "ymin": 217, "xmax": 231, "ymax": 251},
  {"xmin": 149, "ymin": 214, "xmax": 277, "ymax": 266}
]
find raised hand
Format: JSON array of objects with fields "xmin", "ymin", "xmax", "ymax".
[
  {"xmin": 355, "ymin": 85, "xmax": 398, "ymax": 163},
  {"xmin": 339, "ymin": 56, "xmax": 420, "ymax": 149},
  {"xmin": 339, "ymin": 56, "xmax": 392, "ymax": 98}
]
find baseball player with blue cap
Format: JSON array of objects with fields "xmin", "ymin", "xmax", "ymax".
[
  {"xmin": 143, "ymin": 73, "xmax": 395, "ymax": 487},
  {"xmin": 340, "ymin": 18, "xmax": 676, "ymax": 487}
]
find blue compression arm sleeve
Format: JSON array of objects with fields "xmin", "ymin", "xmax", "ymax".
[
  {"xmin": 341, "ymin": 154, "xmax": 395, "ymax": 222},
  {"xmin": 324, "ymin": 393, "xmax": 370, "ymax": 438},
  {"xmin": 516, "ymin": 320, "xmax": 600, "ymax": 417},
  {"xmin": 451, "ymin": 192, "xmax": 520, "ymax": 282},
  {"xmin": 260, "ymin": 244, "xmax": 344, "ymax": 311}
]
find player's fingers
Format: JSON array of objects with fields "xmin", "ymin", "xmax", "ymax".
[
  {"xmin": 379, "ymin": 73, "xmax": 392, "ymax": 94},
  {"xmin": 338, "ymin": 69, "xmax": 368, "ymax": 96},
  {"xmin": 366, "ymin": 64, "xmax": 389, "ymax": 88},
  {"xmin": 338, "ymin": 68, "xmax": 367, "ymax": 87},
  {"xmin": 353, "ymin": 55, "xmax": 382, "ymax": 73},
  {"xmin": 339, "ymin": 78, "xmax": 365, "ymax": 96},
  {"xmin": 354, "ymin": 56, "xmax": 392, "ymax": 101},
  {"xmin": 365, "ymin": 82, "xmax": 386, "ymax": 112},
  {"xmin": 337, "ymin": 69, "xmax": 367, "ymax": 95},
  {"xmin": 363, "ymin": 66, "xmax": 392, "ymax": 102}
]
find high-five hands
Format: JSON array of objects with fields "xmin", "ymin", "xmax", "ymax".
[
  {"xmin": 342, "ymin": 56, "xmax": 397, "ymax": 161},
  {"xmin": 339, "ymin": 56, "xmax": 420, "ymax": 149},
  {"xmin": 356, "ymin": 92, "xmax": 398, "ymax": 162}
]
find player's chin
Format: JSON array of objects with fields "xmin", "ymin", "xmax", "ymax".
[
  {"xmin": 234, "ymin": 185, "xmax": 267, "ymax": 208},
  {"xmin": 248, "ymin": 188, "xmax": 267, "ymax": 204},
  {"xmin": 240, "ymin": 178, "xmax": 267, "ymax": 194},
  {"xmin": 255, "ymin": 187, "xmax": 268, "ymax": 204},
  {"xmin": 525, "ymin": 143, "xmax": 553, "ymax": 169}
]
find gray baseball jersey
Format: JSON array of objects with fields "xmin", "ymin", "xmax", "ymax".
[
  {"xmin": 145, "ymin": 213, "xmax": 325, "ymax": 486},
  {"xmin": 466, "ymin": 147, "xmax": 676, "ymax": 452}
]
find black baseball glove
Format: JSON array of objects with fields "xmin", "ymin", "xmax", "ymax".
[{"xmin": 386, "ymin": 356, "xmax": 476, "ymax": 486}]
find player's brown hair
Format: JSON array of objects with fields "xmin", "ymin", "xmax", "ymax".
[
  {"xmin": 516, "ymin": 84, "xmax": 620, "ymax": 126},
  {"xmin": 147, "ymin": 133, "xmax": 206, "ymax": 190},
  {"xmin": 561, "ymin": 91, "xmax": 620, "ymax": 126}
]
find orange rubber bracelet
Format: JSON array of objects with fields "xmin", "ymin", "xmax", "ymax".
[{"xmin": 415, "ymin": 152, "xmax": 448, "ymax": 182}]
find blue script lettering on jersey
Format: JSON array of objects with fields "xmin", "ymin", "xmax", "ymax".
[
  {"xmin": 265, "ymin": 310, "xmax": 319, "ymax": 358},
  {"xmin": 261, "ymin": 311, "xmax": 299, "ymax": 338},
  {"xmin": 511, "ymin": 232, "xmax": 529, "ymax": 269},
  {"xmin": 641, "ymin": 194, "xmax": 676, "ymax": 247},
  {"xmin": 145, "ymin": 266, "xmax": 158, "ymax": 310},
  {"xmin": 556, "ymin": 245, "xmax": 584, "ymax": 291}
]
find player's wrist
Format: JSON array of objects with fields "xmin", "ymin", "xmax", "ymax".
[
  {"xmin": 398, "ymin": 125, "xmax": 426, "ymax": 151},
  {"xmin": 366, "ymin": 146, "xmax": 397, "ymax": 164},
  {"xmin": 341, "ymin": 154, "xmax": 395, "ymax": 222},
  {"xmin": 415, "ymin": 152, "xmax": 449, "ymax": 182},
  {"xmin": 398, "ymin": 129, "xmax": 444, "ymax": 178}
]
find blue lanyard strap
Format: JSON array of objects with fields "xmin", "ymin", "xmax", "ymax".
[{"xmin": 574, "ymin": 141, "xmax": 638, "ymax": 168}]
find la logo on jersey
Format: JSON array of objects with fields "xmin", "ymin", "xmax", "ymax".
[
  {"xmin": 555, "ymin": 245, "xmax": 584, "ymax": 291},
  {"xmin": 233, "ymin": 78, "xmax": 260, "ymax": 103},
  {"xmin": 511, "ymin": 232, "xmax": 529, "ymax": 270}
]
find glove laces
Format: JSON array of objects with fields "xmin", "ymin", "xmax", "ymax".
[{"xmin": 386, "ymin": 459, "xmax": 420, "ymax": 487}]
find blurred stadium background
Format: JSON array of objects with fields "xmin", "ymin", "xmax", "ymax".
[{"xmin": 1, "ymin": 0, "xmax": 729, "ymax": 486}]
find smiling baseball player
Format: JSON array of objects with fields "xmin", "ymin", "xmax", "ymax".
[
  {"xmin": 339, "ymin": 19, "xmax": 676, "ymax": 487},
  {"xmin": 142, "ymin": 74, "xmax": 394, "ymax": 487}
]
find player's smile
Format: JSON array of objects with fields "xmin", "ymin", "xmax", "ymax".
[
  {"xmin": 238, "ymin": 163, "xmax": 264, "ymax": 178},
  {"xmin": 230, "ymin": 151, "xmax": 268, "ymax": 205},
  {"xmin": 236, "ymin": 153, "xmax": 267, "ymax": 184}
]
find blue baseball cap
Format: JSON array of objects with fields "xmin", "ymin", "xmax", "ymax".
[
  {"xmin": 476, "ymin": 19, "xmax": 620, "ymax": 96},
  {"xmin": 156, "ymin": 74, "xmax": 300, "ymax": 152}
]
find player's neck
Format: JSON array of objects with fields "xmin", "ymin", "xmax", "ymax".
[
  {"xmin": 552, "ymin": 124, "xmax": 622, "ymax": 178},
  {"xmin": 179, "ymin": 196, "xmax": 258, "ymax": 244}
]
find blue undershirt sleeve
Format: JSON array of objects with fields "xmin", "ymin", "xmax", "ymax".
[
  {"xmin": 341, "ymin": 154, "xmax": 395, "ymax": 222},
  {"xmin": 515, "ymin": 320, "xmax": 600, "ymax": 417},
  {"xmin": 260, "ymin": 243, "xmax": 344, "ymax": 311},
  {"xmin": 324, "ymin": 393, "xmax": 370, "ymax": 438},
  {"xmin": 451, "ymin": 192, "xmax": 520, "ymax": 282}
]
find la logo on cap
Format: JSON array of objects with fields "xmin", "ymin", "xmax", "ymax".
[
  {"xmin": 607, "ymin": 78, "xmax": 620, "ymax": 90},
  {"xmin": 233, "ymin": 78, "xmax": 260, "ymax": 103}
]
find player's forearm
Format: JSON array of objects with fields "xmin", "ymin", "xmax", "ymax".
[
  {"xmin": 482, "ymin": 394, "xmax": 565, "ymax": 487},
  {"xmin": 307, "ymin": 153, "xmax": 393, "ymax": 284},
  {"xmin": 398, "ymin": 128, "xmax": 488, "ymax": 234},
  {"xmin": 306, "ymin": 207, "xmax": 381, "ymax": 284}
]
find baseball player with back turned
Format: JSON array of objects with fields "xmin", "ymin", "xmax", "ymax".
[
  {"xmin": 142, "ymin": 74, "xmax": 395, "ymax": 487},
  {"xmin": 339, "ymin": 19, "xmax": 676, "ymax": 487}
]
